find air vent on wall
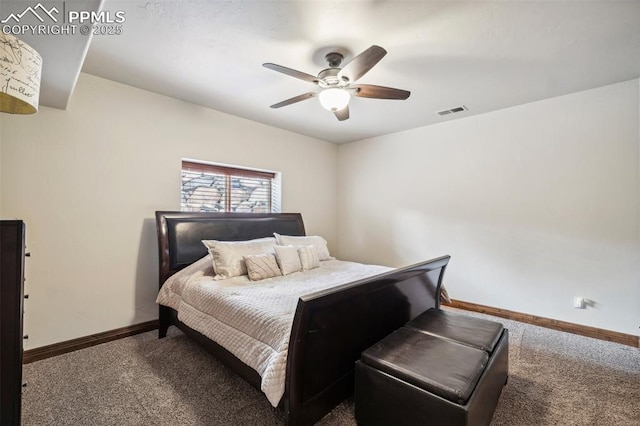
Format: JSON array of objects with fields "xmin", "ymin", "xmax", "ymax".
[{"xmin": 437, "ymin": 105, "xmax": 468, "ymax": 116}]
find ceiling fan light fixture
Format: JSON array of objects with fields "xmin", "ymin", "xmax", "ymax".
[
  {"xmin": 318, "ymin": 88, "xmax": 350, "ymax": 112},
  {"xmin": 264, "ymin": 45, "xmax": 409, "ymax": 121}
]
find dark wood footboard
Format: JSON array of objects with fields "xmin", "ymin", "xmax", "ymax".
[{"xmin": 285, "ymin": 255, "xmax": 450, "ymax": 425}]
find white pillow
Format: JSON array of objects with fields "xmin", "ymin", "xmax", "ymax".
[
  {"xmin": 274, "ymin": 245, "xmax": 302, "ymax": 275},
  {"xmin": 274, "ymin": 233, "xmax": 333, "ymax": 261},
  {"xmin": 243, "ymin": 253, "xmax": 282, "ymax": 281},
  {"xmin": 202, "ymin": 237, "xmax": 276, "ymax": 280},
  {"xmin": 298, "ymin": 245, "xmax": 320, "ymax": 271}
]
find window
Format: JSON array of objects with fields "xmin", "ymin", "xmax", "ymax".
[{"xmin": 181, "ymin": 160, "xmax": 280, "ymax": 213}]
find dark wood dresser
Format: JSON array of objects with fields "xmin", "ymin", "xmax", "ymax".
[{"xmin": 1, "ymin": 220, "xmax": 26, "ymax": 426}]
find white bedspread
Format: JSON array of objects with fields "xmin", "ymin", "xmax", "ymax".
[{"xmin": 156, "ymin": 257, "xmax": 390, "ymax": 407}]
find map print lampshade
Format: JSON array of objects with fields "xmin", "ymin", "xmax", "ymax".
[{"xmin": 0, "ymin": 33, "xmax": 42, "ymax": 114}]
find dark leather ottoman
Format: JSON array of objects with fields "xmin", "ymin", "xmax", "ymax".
[
  {"xmin": 355, "ymin": 310, "xmax": 508, "ymax": 426},
  {"xmin": 406, "ymin": 308, "xmax": 505, "ymax": 353}
]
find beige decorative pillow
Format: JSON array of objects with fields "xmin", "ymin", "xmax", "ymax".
[
  {"xmin": 440, "ymin": 285, "xmax": 451, "ymax": 304},
  {"xmin": 201, "ymin": 237, "xmax": 276, "ymax": 280},
  {"xmin": 298, "ymin": 245, "xmax": 320, "ymax": 271},
  {"xmin": 243, "ymin": 253, "xmax": 282, "ymax": 281},
  {"xmin": 274, "ymin": 233, "xmax": 333, "ymax": 261},
  {"xmin": 274, "ymin": 245, "xmax": 302, "ymax": 275}
]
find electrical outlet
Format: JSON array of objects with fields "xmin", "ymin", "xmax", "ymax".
[{"xmin": 573, "ymin": 297, "xmax": 585, "ymax": 309}]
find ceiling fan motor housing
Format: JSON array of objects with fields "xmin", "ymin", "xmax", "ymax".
[
  {"xmin": 325, "ymin": 52, "xmax": 344, "ymax": 67},
  {"xmin": 317, "ymin": 67, "xmax": 349, "ymax": 88}
]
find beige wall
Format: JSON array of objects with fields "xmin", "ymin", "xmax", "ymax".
[
  {"xmin": 2, "ymin": 73, "xmax": 638, "ymax": 347},
  {"xmin": 1, "ymin": 73, "xmax": 338, "ymax": 349},
  {"xmin": 338, "ymin": 79, "xmax": 640, "ymax": 336}
]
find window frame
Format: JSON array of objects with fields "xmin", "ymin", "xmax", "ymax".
[{"xmin": 181, "ymin": 160, "xmax": 278, "ymax": 213}]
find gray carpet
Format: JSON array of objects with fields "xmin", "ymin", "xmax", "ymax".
[{"xmin": 22, "ymin": 310, "xmax": 640, "ymax": 425}]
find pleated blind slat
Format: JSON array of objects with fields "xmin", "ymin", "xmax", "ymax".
[{"xmin": 181, "ymin": 161, "xmax": 277, "ymax": 213}]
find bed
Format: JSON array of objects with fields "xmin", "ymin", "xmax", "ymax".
[{"xmin": 155, "ymin": 211, "xmax": 450, "ymax": 425}]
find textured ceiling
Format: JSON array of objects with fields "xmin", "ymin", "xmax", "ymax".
[{"xmin": 8, "ymin": 1, "xmax": 640, "ymax": 144}]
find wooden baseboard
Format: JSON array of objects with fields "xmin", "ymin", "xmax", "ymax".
[
  {"xmin": 23, "ymin": 320, "xmax": 158, "ymax": 364},
  {"xmin": 444, "ymin": 300, "xmax": 639, "ymax": 348},
  {"xmin": 22, "ymin": 302, "xmax": 639, "ymax": 363}
]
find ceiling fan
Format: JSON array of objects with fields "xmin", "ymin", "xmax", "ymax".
[{"xmin": 263, "ymin": 45, "xmax": 410, "ymax": 121}]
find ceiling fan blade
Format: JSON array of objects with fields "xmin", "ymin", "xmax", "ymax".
[
  {"xmin": 270, "ymin": 92, "xmax": 316, "ymax": 108},
  {"xmin": 333, "ymin": 106, "xmax": 349, "ymax": 121},
  {"xmin": 337, "ymin": 45, "xmax": 387, "ymax": 83},
  {"xmin": 263, "ymin": 63, "xmax": 319, "ymax": 84},
  {"xmin": 351, "ymin": 84, "xmax": 410, "ymax": 100}
]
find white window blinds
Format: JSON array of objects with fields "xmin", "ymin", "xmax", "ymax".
[{"xmin": 181, "ymin": 161, "xmax": 279, "ymax": 213}]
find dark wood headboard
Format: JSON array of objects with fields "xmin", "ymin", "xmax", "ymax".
[{"xmin": 155, "ymin": 211, "xmax": 305, "ymax": 287}]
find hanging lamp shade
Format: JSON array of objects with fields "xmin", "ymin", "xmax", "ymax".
[{"xmin": 0, "ymin": 33, "xmax": 42, "ymax": 114}]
